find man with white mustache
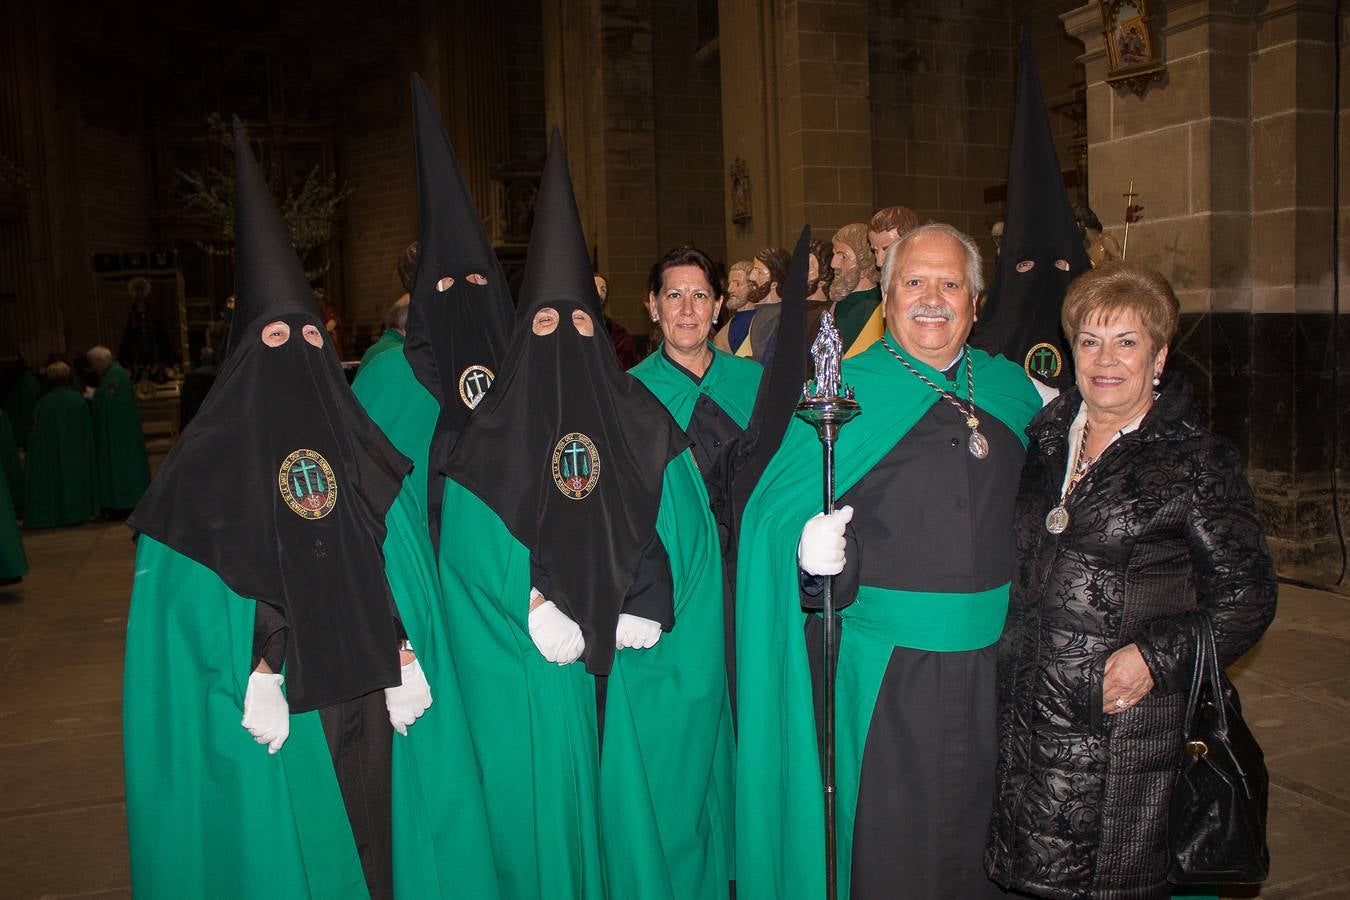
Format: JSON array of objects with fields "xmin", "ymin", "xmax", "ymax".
[{"xmin": 735, "ymin": 223, "xmax": 1041, "ymax": 898}]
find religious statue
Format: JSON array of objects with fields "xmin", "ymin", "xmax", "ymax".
[{"xmin": 809, "ymin": 312, "xmax": 844, "ymax": 400}]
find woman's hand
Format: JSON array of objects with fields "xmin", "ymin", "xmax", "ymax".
[{"xmin": 1102, "ymin": 643, "xmax": 1154, "ymax": 714}]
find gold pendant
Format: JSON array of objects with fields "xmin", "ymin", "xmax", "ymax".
[{"xmin": 966, "ymin": 415, "xmax": 980, "ymax": 429}]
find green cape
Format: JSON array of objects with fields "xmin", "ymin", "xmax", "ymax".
[
  {"xmin": 23, "ymin": 387, "xmax": 99, "ymax": 528},
  {"xmin": 438, "ymin": 452, "xmax": 732, "ymax": 899},
  {"xmin": 351, "ymin": 347, "xmax": 501, "ymax": 899},
  {"xmin": 628, "ymin": 344, "xmax": 761, "ymax": 432},
  {"xmin": 832, "ymin": 286, "xmax": 883, "ymax": 357},
  {"xmin": 5, "ymin": 368, "xmax": 40, "ymax": 448},
  {"xmin": 124, "ymin": 537, "xmax": 370, "ymax": 899},
  {"xmin": 732, "ymin": 341, "xmax": 1040, "ymax": 898},
  {"xmin": 358, "ymin": 329, "xmax": 407, "ymax": 375},
  {"xmin": 91, "ymin": 362, "xmax": 151, "ymax": 510},
  {"xmin": 0, "ymin": 456, "xmax": 25, "ymax": 580},
  {"xmin": 0, "ymin": 414, "xmax": 22, "ymax": 509}
]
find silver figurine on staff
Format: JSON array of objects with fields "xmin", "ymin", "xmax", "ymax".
[{"xmin": 795, "ymin": 312, "xmax": 860, "ymax": 900}]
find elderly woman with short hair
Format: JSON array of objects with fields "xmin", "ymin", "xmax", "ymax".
[{"xmin": 985, "ymin": 261, "xmax": 1277, "ymax": 899}]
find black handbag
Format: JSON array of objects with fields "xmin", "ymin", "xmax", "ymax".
[{"xmin": 1167, "ymin": 616, "xmax": 1270, "ymax": 884}]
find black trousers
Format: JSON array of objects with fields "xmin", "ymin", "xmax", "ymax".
[{"xmin": 319, "ymin": 690, "xmax": 393, "ymax": 900}]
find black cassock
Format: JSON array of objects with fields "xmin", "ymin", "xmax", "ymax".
[{"xmin": 802, "ymin": 360, "xmax": 1024, "ymax": 899}]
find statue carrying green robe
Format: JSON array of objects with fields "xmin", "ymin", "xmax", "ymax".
[
  {"xmin": 832, "ymin": 285, "xmax": 884, "ymax": 359},
  {"xmin": 23, "ymin": 386, "xmax": 98, "ymax": 528},
  {"xmin": 732, "ymin": 343, "xmax": 1039, "ymax": 899},
  {"xmin": 351, "ymin": 347, "xmax": 500, "ymax": 899},
  {"xmin": 438, "ymin": 451, "xmax": 732, "ymax": 900},
  {"xmin": 91, "ymin": 360, "xmax": 151, "ymax": 510}
]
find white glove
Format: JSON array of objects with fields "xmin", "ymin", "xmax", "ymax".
[
  {"xmin": 797, "ymin": 505, "xmax": 854, "ymax": 576},
  {"xmin": 384, "ymin": 658, "xmax": 433, "ymax": 736},
  {"xmin": 615, "ymin": 613, "xmax": 663, "ymax": 650},
  {"xmin": 241, "ymin": 671, "xmax": 290, "ymax": 754},
  {"xmin": 529, "ymin": 596, "xmax": 586, "ymax": 665}
]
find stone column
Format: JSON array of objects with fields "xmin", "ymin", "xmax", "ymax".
[
  {"xmin": 718, "ymin": 0, "xmax": 875, "ymax": 262},
  {"xmin": 1062, "ymin": 0, "xmax": 1342, "ymax": 571}
]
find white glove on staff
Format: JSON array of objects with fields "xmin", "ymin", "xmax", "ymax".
[
  {"xmin": 615, "ymin": 613, "xmax": 663, "ymax": 650},
  {"xmin": 529, "ymin": 593, "xmax": 586, "ymax": 665},
  {"xmin": 242, "ymin": 671, "xmax": 290, "ymax": 754},
  {"xmin": 385, "ymin": 658, "xmax": 433, "ymax": 736},
  {"xmin": 797, "ymin": 505, "xmax": 854, "ymax": 576}
]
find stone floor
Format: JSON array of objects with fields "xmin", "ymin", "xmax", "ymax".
[{"xmin": 2, "ymin": 522, "xmax": 1350, "ymax": 898}]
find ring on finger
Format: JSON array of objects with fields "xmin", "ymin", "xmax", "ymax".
[{"xmin": 1114, "ymin": 696, "xmax": 1127, "ymax": 709}]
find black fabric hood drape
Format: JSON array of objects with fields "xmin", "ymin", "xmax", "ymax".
[
  {"xmin": 128, "ymin": 118, "xmax": 411, "ymax": 712},
  {"xmin": 443, "ymin": 127, "xmax": 686, "ymax": 677},
  {"xmin": 406, "ymin": 74, "xmax": 513, "ymax": 545},
  {"xmin": 971, "ymin": 30, "xmax": 1091, "ymax": 391}
]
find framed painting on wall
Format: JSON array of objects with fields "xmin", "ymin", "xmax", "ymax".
[{"xmin": 1099, "ymin": 0, "xmax": 1166, "ymax": 95}]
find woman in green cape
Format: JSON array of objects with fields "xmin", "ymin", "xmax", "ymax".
[{"xmin": 438, "ymin": 130, "xmax": 732, "ymax": 899}]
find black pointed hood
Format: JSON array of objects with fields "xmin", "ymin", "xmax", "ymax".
[
  {"xmin": 405, "ymin": 75, "xmax": 513, "ymax": 546},
  {"xmin": 971, "ymin": 31, "xmax": 1091, "ymax": 390},
  {"xmin": 227, "ymin": 117, "xmax": 317, "ymax": 357},
  {"xmin": 444, "ymin": 127, "xmax": 687, "ymax": 678},
  {"xmin": 129, "ymin": 120, "xmax": 411, "ymax": 713},
  {"xmin": 516, "ymin": 126, "xmax": 602, "ymax": 322}
]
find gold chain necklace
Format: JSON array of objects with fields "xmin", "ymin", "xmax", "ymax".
[
  {"xmin": 1045, "ymin": 419, "xmax": 1093, "ymax": 534},
  {"xmin": 881, "ymin": 336, "xmax": 989, "ymax": 459}
]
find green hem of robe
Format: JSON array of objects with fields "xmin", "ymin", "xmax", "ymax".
[{"xmin": 731, "ymin": 341, "xmax": 1040, "ymax": 899}]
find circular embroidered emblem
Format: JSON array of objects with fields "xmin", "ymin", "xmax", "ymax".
[
  {"xmin": 458, "ymin": 364, "xmax": 495, "ymax": 409},
  {"xmin": 1024, "ymin": 342, "xmax": 1063, "ymax": 380},
  {"xmin": 278, "ymin": 449, "xmax": 338, "ymax": 519},
  {"xmin": 551, "ymin": 432, "xmax": 600, "ymax": 500}
]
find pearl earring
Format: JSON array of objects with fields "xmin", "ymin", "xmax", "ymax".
[{"xmin": 1152, "ymin": 373, "xmax": 1161, "ymax": 386}]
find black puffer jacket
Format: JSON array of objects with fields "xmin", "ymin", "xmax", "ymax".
[{"xmin": 985, "ymin": 376, "xmax": 1277, "ymax": 899}]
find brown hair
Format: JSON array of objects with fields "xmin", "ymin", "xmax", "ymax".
[
  {"xmin": 1060, "ymin": 261, "xmax": 1180, "ymax": 353},
  {"xmin": 868, "ymin": 205, "xmax": 921, "ymax": 236},
  {"xmin": 754, "ymin": 246, "xmax": 791, "ymax": 291},
  {"xmin": 397, "ymin": 241, "xmax": 420, "ymax": 294},
  {"xmin": 808, "ymin": 238, "xmax": 834, "ymax": 292}
]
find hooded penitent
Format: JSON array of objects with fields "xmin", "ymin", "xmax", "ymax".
[
  {"xmin": 971, "ymin": 30, "xmax": 1091, "ymax": 391},
  {"xmin": 407, "ymin": 74, "xmax": 513, "ymax": 542},
  {"xmin": 128, "ymin": 118, "xmax": 410, "ymax": 712},
  {"xmin": 443, "ymin": 127, "xmax": 687, "ymax": 677}
]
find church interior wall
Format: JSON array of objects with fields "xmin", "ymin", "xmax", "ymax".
[{"xmin": 2, "ymin": 0, "xmax": 1347, "ymax": 571}]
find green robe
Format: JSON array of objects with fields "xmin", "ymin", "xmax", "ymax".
[
  {"xmin": 358, "ymin": 329, "xmax": 407, "ymax": 374},
  {"xmin": 732, "ymin": 342, "xmax": 1040, "ymax": 899},
  {"xmin": 91, "ymin": 361, "xmax": 151, "ymax": 510},
  {"xmin": 438, "ymin": 452, "xmax": 732, "ymax": 899},
  {"xmin": 124, "ymin": 537, "xmax": 371, "ymax": 899},
  {"xmin": 23, "ymin": 387, "xmax": 99, "ymax": 528},
  {"xmin": 351, "ymin": 347, "xmax": 501, "ymax": 899},
  {"xmin": 628, "ymin": 344, "xmax": 761, "ymax": 433},
  {"xmin": 832, "ymin": 285, "xmax": 884, "ymax": 358},
  {"xmin": 0, "ymin": 457, "xmax": 25, "ymax": 581},
  {"xmin": 5, "ymin": 368, "xmax": 40, "ymax": 448},
  {"xmin": 0, "ymin": 414, "xmax": 22, "ymax": 510}
]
